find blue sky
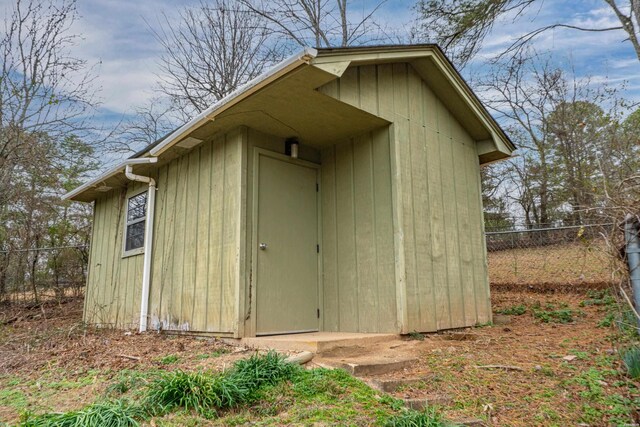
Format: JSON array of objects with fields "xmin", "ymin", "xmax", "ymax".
[{"xmin": 1, "ymin": 0, "xmax": 639, "ymax": 135}]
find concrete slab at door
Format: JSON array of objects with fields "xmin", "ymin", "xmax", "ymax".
[{"xmin": 256, "ymin": 153, "xmax": 319, "ymax": 335}]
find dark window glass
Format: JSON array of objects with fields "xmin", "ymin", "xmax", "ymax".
[
  {"xmin": 125, "ymin": 221, "xmax": 145, "ymax": 251},
  {"xmin": 125, "ymin": 192, "xmax": 147, "ymax": 252},
  {"xmin": 127, "ymin": 193, "xmax": 147, "ymax": 222}
]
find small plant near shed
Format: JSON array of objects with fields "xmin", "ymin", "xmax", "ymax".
[
  {"xmin": 408, "ymin": 331, "xmax": 425, "ymax": 341},
  {"xmin": 532, "ymin": 302, "xmax": 580, "ymax": 324},
  {"xmin": 496, "ymin": 304, "xmax": 527, "ymax": 315}
]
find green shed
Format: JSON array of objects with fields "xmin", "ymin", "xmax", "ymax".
[{"xmin": 64, "ymin": 45, "xmax": 514, "ymax": 337}]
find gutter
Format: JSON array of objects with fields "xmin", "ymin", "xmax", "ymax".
[
  {"xmin": 123, "ymin": 157, "xmax": 158, "ymax": 333},
  {"xmin": 149, "ymin": 47, "xmax": 318, "ymax": 157}
]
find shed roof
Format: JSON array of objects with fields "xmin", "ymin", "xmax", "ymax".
[{"xmin": 64, "ymin": 44, "xmax": 514, "ymax": 202}]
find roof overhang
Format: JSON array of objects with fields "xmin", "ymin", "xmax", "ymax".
[{"xmin": 64, "ymin": 45, "xmax": 513, "ymax": 202}]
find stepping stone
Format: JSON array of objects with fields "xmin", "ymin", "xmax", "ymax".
[
  {"xmin": 403, "ymin": 394, "xmax": 452, "ymax": 410},
  {"xmin": 318, "ymin": 356, "xmax": 416, "ymax": 376},
  {"xmin": 368, "ymin": 375, "xmax": 434, "ymax": 393},
  {"xmin": 493, "ymin": 314, "xmax": 512, "ymax": 325},
  {"xmin": 449, "ymin": 418, "xmax": 487, "ymax": 427}
]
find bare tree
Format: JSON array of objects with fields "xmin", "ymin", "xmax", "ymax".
[
  {"xmin": 480, "ymin": 50, "xmax": 635, "ymax": 226},
  {"xmin": 115, "ymin": 97, "xmax": 177, "ymax": 155},
  {"xmin": 0, "ymin": 0, "xmax": 97, "ymax": 205},
  {"xmin": 240, "ymin": 0, "xmax": 389, "ymax": 48},
  {"xmin": 151, "ymin": 0, "xmax": 281, "ymax": 119},
  {"xmin": 413, "ymin": 0, "xmax": 640, "ymax": 66},
  {"xmin": 0, "ymin": 0, "xmax": 99, "ymax": 303},
  {"xmin": 480, "ymin": 52, "xmax": 561, "ymax": 226}
]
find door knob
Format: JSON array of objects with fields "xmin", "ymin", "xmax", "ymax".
[{"xmin": 259, "ymin": 243, "xmax": 268, "ymax": 250}]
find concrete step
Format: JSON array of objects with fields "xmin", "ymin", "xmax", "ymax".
[
  {"xmin": 235, "ymin": 332, "xmax": 399, "ymax": 354},
  {"xmin": 367, "ymin": 375, "xmax": 435, "ymax": 393},
  {"xmin": 403, "ymin": 394, "xmax": 452, "ymax": 410},
  {"xmin": 449, "ymin": 418, "xmax": 488, "ymax": 427},
  {"xmin": 316, "ymin": 356, "xmax": 417, "ymax": 377}
]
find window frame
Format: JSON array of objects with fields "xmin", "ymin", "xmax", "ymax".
[{"xmin": 122, "ymin": 189, "xmax": 148, "ymax": 258}]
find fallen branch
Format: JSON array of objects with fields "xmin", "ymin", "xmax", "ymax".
[
  {"xmin": 117, "ymin": 354, "xmax": 141, "ymax": 361},
  {"xmin": 475, "ymin": 364, "xmax": 523, "ymax": 371}
]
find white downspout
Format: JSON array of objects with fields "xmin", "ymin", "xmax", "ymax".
[{"xmin": 124, "ymin": 157, "xmax": 158, "ymax": 332}]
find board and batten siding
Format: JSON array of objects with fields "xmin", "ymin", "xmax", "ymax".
[
  {"xmin": 84, "ymin": 182, "xmax": 145, "ymax": 328},
  {"xmin": 318, "ymin": 63, "xmax": 491, "ymax": 333},
  {"xmin": 319, "ymin": 128, "xmax": 397, "ymax": 333},
  {"xmin": 85, "ymin": 129, "xmax": 244, "ymax": 334}
]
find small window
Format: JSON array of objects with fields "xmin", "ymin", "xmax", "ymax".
[{"xmin": 123, "ymin": 191, "xmax": 147, "ymax": 255}]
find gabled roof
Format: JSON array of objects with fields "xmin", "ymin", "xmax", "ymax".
[{"xmin": 64, "ymin": 44, "xmax": 514, "ymax": 202}]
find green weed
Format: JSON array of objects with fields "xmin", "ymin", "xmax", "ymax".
[
  {"xmin": 157, "ymin": 355, "xmax": 179, "ymax": 365},
  {"xmin": 383, "ymin": 408, "xmax": 452, "ymax": 427},
  {"xmin": 496, "ymin": 304, "xmax": 526, "ymax": 315},
  {"xmin": 581, "ymin": 290, "xmax": 616, "ymax": 307},
  {"xmin": 144, "ymin": 351, "xmax": 298, "ymax": 416},
  {"xmin": 145, "ymin": 370, "xmax": 230, "ymax": 416},
  {"xmin": 106, "ymin": 370, "xmax": 150, "ymax": 396},
  {"xmin": 533, "ymin": 307, "xmax": 576, "ymax": 323},
  {"xmin": 19, "ymin": 399, "xmax": 146, "ymax": 427},
  {"xmin": 621, "ymin": 346, "xmax": 640, "ymax": 379},
  {"xmin": 196, "ymin": 348, "xmax": 230, "ymax": 360},
  {"xmin": 598, "ymin": 312, "xmax": 616, "ymax": 328},
  {"xmin": 408, "ymin": 331, "xmax": 425, "ymax": 341}
]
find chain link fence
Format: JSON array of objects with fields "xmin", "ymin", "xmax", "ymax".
[
  {"xmin": 0, "ymin": 245, "xmax": 88, "ymax": 304},
  {"xmin": 0, "ymin": 224, "xmax": 626, "ymax": 304},
  {"xmin": 486, "ymin": 223, "xmax": 624, "ymax": 288}
]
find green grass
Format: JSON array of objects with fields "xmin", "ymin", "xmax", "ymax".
[
  {"xmin": 19, "ymin": 399, "xmax": 146, "ymax": 427},
  {"xmin": 383, "ymin": 408, "xmax": 452, "ymax": 427},
  {"xmin": 9, "ymin": 352, "xmax": 451, "ymax": 426},
  {"xmin": 196, "ymin": 348, "xmax": 230, "ymax": 360},
  {"xmin": 157, "ymin": 355, "xmax": 179, "ymax": 365},
  {"xmin": 106, "ymin": 370, "xmax": 152, "ymax": 397}
]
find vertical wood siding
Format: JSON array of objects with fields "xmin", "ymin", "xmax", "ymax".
[
  {"xmin": 84, "ymin": 182, "xmax": 145, "ymax": 328},
  {"xmin": 85, "ymin": 130, "xmax": 244, "ymax": 333},
  {"xmin": 319, "ymin": 63, "xmax": 491, "ymax": 332},
  {"xmin": 319, "ymin": 66, "xmax": 397, "ymax": 333},
  {"xmin": 320, "ymin": 130, "xmax": 397, "ymax": 333}
]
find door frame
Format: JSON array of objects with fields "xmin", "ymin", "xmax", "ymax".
[{"xmin": 249, "ymin": 147, "xmax": 323, "ymax": 336}]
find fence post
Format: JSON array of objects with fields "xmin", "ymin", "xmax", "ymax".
[{"xmin": 624, "ymin": 215, "xmax": 640, "ymax": 332}]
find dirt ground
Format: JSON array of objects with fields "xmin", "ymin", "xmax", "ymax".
[{"xmin": 1, "ymin": 287, "xmax": 639, "ymax": 426}]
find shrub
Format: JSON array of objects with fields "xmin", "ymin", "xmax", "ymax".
[
  {"xmin": 145, "ymin": 351, "xmax": 298, "ymax": 415},
  {"xmin": 408, "ymin": 331, "xmax": 425, "ymax": 341},
  {"xmin": 145, "ymin": 370, "xmax": 219, "ymax": 416},
  {"xmin": 232, "ymin": 351, "xmax": 299, "ymax": 390}
]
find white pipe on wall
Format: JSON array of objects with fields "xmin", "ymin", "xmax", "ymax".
[{"xmin": 124, "ymin": 158, "xmax": 158, "ymax": 332}]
